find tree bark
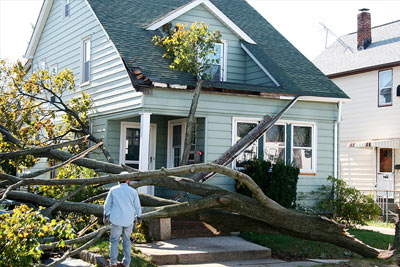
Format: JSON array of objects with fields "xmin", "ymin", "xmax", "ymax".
[{"xmin": 181, "ymin": 79, "xmax": 204, "ymax": 166}]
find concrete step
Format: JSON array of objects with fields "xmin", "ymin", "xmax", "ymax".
[{"xmin": 134, "ymin": 236, "xmax": 271, "ymax": 265}]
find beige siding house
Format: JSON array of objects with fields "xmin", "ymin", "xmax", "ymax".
[{"xmin": 314, "ymin": 9, "xmax": 400, "ymax": 201}]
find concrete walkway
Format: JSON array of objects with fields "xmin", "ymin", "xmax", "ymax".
[
  {"xmin": 42, "ymin": 257, "xmax": 93, "ymax": 266},
  {"xmin": 356, "ymin": 225, "xmax": 395, "ymax": 235}
]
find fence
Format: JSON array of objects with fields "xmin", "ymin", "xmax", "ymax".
[{"xmin": 360, "ymin": 190, "xmax": 400, "ymax": 222}]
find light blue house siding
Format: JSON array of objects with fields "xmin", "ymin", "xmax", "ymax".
[
  {"xmin": 90, "ymin": 87, "xmax": 337, "ymax": 201},
  {"xmin": 171, "ymin": 4, "xmax": 274, "ymax": 85},
  {"xmin": 30, "ymin": 0, "xmax": 141, "ymax": 116}
]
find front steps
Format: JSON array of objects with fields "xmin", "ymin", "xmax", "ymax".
[
  {"xmin": 171, "ymin": 217, "xmax": 220, "ymax": 239},
  {"xmin": 134, "ymin": 236, "xmax": 271, "ymax": 265}
]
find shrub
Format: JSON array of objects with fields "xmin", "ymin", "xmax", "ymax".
[
  {"xmin": 310, "ymin": 176, "xmax": 381, "ymax": 226},
  {"xmin": 0, "ymin": 205, "xmax": 75, "ymax": 267},
  {"xmin": 235, "ymin": 160, "xmax": 300, "ymax": 208}
]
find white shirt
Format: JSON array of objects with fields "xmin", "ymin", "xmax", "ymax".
[{"xmin": 104, "ymin": 183, "xmax": 142, "ymax": 227}]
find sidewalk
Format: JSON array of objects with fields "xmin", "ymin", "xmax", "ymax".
[{"xmin": 357, "ymin": 225, "xmax": 395, "ymax": 235}]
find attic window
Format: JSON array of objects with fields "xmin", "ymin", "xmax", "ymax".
[
  {"xmin": 205, "ymin": 41, "xmax": 227, "ymax": 82},
  {"xmin": 63, "ymin": 0, "xmax": 70, "ymax": 19}
]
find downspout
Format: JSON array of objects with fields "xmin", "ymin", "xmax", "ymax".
[{"xmin": 334, "ymin": 101, "xmax": 342, "ymax": 178}]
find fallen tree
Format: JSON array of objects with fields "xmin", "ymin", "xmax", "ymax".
[{"xmin": 0, "ymin": 61, "xmax": 396, "ymax": 266}]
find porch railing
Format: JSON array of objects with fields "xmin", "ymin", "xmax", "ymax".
[{"xmin": 359, "ymin": 190, "xmax": 400, "ymax": 222}]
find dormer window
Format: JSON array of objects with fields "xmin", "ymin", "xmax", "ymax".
[
  {"xmin": 63, "ymin": 0, "xmax": 71, "ymax": 19},
  {"xmin": 206, "ymin": 41, "xmax": 227, "ymax": 82}
]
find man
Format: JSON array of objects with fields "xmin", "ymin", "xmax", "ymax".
[{"xmin": 104, "ymin": 173, "xmax": 142, "ymax": 267}]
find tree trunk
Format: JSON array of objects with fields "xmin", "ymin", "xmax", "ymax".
[{"xmin": 181, "ymin": 79, "xmax": 204, "ymax": 166}]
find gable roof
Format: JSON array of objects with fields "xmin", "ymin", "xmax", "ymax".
[
  {"xmin": 145, "ymin": 0, "xmax": 256, "ymax": 44},
  {"xmin": 314, "ymin": 20, "xmax": 400, "ymax": 76},
  {"xmin": 25, "ymin": 0, "xmax": 349, "ymax": 100}
]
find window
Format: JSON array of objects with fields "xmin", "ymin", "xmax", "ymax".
[
  {"xmin": 205, "ymin": 42, "xmax": 226, "ymax": 81},
  {"xmin": 50, "ymin": 64, "xmax": 58, "ymax": 75},
  {"xmin": 233, "ymin": 119, "xmax": 316, "ymax": 173},
  {"xmin": 81, "ymin": 37, "xmax": 91, "ymax": 84},
  {"xmin": 264, "ymin": 124, "xmax": 286, "ymax": 164},
  {"xmin": 234, "ymin": 119, "xmax": 258, "ymax": 168},
  {"xmin": 62, "ymin": 0, "xmax": 71, "ymax": 19},
  {"xmin": 379, "ymin": 148, "xmax": 393, "ymax": 173},
  {"xmin": 39, "ymin": 59, "xmax": 46, "ymax": 71},
  {"xmin": 292, "ymin": 125, "xmax": 315, "ymax": 173},
  {"xmin": 378, "ymin": 69, "xmax": 392, "ymax": 107},
  {"xmin": 168, "ymin": 119, "xmax": 197, "ymax": 167}
]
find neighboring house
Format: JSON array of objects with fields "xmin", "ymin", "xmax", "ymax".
[
  {"xmin": 314, "ymin": 9, "xmax": 400, "ymax": 200},
  {"xmin": 24, "ymin": 0, "xmax": 348, "ymax": 203}
]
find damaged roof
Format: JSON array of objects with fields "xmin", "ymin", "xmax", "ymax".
[{"xmin": 87, "ymin": 0, "xmax": 349, "ymax": 99}]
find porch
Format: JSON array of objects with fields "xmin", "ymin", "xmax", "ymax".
[{"xmin": 103, "ymin": 113, "xmax": 206, "ymax": 198}]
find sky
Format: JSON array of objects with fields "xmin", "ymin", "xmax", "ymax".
[{"xmin": 1, "ymin": 0, "xmax": 400, "ymax": 63}]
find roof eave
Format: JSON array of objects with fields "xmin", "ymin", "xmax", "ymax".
[{"xmin": 24, "ymin": 0, "xmax": 54, "ymax": 60}]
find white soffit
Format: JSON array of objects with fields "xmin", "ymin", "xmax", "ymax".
[
  {"xmin": 241, "ymin": 43, "xmax": 280, "ymax": 87},
  {"xmin": 145, "ymin": 0, "xmax": 256, "ymax": 44},
  {"xmin": 24, "ymin": 0, "xmax": 54, "ymax": 59}
]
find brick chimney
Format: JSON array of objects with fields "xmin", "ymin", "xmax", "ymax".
[{"xmin": 357, "ymin": 8, "xmax": 371, "ymax": 50}]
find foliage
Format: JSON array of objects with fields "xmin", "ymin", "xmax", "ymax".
[
  {"xmin": 0, "ymin": 205, "xmax": 75, "ymax": 267},
  {"xmin": 0, "ymin": 60, "xmax": 93, "ymax": 172},
  {"xmin": 132, "ymin": 220, "xmax": 152, "ymax": 243},
  {"xmin": 235, "ymin": 160, "xmax": 300, "ymax": 208},
  {"xmin": 152, "ymin": 22, "xmax": 221, "ymax": 80},
  {"xmin": 310, "ymin": 176, "xmax": 381, "ymax": 226},
  {"xmin": 34, "ymin": 164, "xmax": 102, "ymax": 231}
]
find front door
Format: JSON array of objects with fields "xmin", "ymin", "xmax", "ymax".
[
  {"xmin": 119, "ymin": 122, "xmax": 156, "ymax": 194},
  {"xmin": 377, "ymin": 148, "xmax": 394, "ymax": 198}
]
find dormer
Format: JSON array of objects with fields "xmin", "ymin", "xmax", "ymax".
[{"xmin": 145, "ymin": 0, "xmax": 279, "ymax": 87}]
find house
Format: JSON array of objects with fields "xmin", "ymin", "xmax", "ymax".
[
  {"xmin": 313, "ymin": 9, "xmax": 400, "ymax": 201},
  {"xmin": 24, "ymin": 0, "xmax": 348, "ymax": 204}
]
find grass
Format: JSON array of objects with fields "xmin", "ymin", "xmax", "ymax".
[
  {"xmin": 365, "ymin": 219, "xmax": 395, "ymax": 229},
  {"xmin": 241, "ymin": 228, "xmax": 394, "ymax": 262},
  {"xmin": 88, "ymin": 236, "xmax": 156, "ymax": 267}
]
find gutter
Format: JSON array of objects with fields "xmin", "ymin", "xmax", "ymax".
[{"xmin": 334, "ymin": 101, "xmax": 342, "ymax": 178}]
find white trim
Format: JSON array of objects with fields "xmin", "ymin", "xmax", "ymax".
[
  {"xmin": 167, "ymin": 118, "xmax": 187, "ymax": 168},
  {"xmin": 241, "ymin": 43, "xmax": 280, "ymax": 87},
  {"xmin": 81, "ymin": 36, "xmax": 91, "ymax": 85},
  {"xmin": 145, "ymin": 0, "xmax": 256, "ymax": 44},
  {"xmin": 84, "ymin": 0, "xmax": 136, "ymax": 91},
  {"xmin": 221, "ymin": 40, "xmax": 228, "ymax": 82},
  {"xmin": 280, "ymin": 95, "xmax": 351, "ymax": 104},
  {"xmin": 50, "ymin": 63, "xmax": 58, "ymax": 75},
  {"xmin": 232, "ymin": 117, "xmax": 260, "ymax": 169},
  {"xmin": 61, "ymin": 0, "xmax": 71, "ymax": 20},
  {"xmin": 334, "ymin": 122, "xmax": 338, "ymax": 178},
  {"xmin": 291, "ymin": 123, "xmax": 317, "ymax": 174},
  {"xmin": 25, "ymin": 0, "xmax": 54, "ymax": 59}
]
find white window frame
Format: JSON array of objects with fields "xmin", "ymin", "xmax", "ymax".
[
  {"xmin": 264, "ymin": 123, "xmax": 286, "ymax": 164},
  {"xmin": 119, "ymin": 121, "xmax": 157, "ymax": 170},
  {"xmin": 81, "ymin": 36, "xmax": 91, "ymax": 85},
  {"xmin": 291, "ymin": 123, "xmax": 317, "ymax": 174},
  {"xmin": 50, "ymin": 64, "xmax": 58, "ymax": 75},
  {"xmin": 378, "ymin": 69, "xmax": 392, "ymax": 107},
  {"xmin": 232, "ymin": 117, "xmax": 261, "ymax": 169},
  {"xmin": 210, "ymin": 40, "xmax": 227, "ymax": 82},
  {"xmin": 39, "ymin": 59, "xmax": 46, "ymax": 71},
  {"xmin": 62, "ymin": 0, "xmax": 71, "ymax": 20},
  {"xmin": 167, "ymin": 118, "xmax": 187, "ymax": 168}
]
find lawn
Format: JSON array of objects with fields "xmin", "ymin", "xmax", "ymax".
[
  {"xmin": 241, "ymin": 228, "xmax": 394, "ymax": 262},
  {"xmin": 88, "ymin": 237, "xmax": 155, "ymax": 267}
]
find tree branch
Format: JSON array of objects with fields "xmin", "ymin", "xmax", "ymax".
[{"xmin": 0, "ymin": 135, "xmax": 89, "ymax": 162}]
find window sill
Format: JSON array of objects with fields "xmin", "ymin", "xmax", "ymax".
[
  {"xmin": 80, "ymin": 81, "xmax": 91, "ymax": 87},
  {"xmin": 299, "ymin": 172, "xmax": 316, "ymax": 176}
]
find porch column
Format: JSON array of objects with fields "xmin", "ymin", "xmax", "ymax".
[{"xmin": 139, "ymin": 112, "xmax": 153, "ymax": 194}]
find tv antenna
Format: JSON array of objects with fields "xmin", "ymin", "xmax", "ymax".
[{"xmin": 319, "ymin": 22, "xmax": 354, "ymax": 53}]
